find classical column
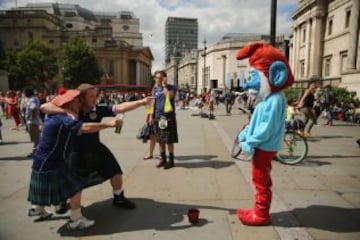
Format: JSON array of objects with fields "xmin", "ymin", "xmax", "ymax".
[
  {"xmin": 347, "ymin": 0, "xmax": 359, "ymax": 70},
  {"xmin": 305, "ymin": 19, "xmax": 312, "ymax": 78},
  {"xmin": 136, "ymin": 61, "xmax": 141, "ymax": 85},
  {"xmin": 310, "ymin": 16, "xmax": 322, "ymax": 77},
  {"xmin": 291, "ymin": 27, "xmax": 297, "ymax": 77}
]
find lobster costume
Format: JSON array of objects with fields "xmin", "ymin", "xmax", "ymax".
[{"xmin": 236, "ymin": 43, "xmax": 294, "ymax": 226}]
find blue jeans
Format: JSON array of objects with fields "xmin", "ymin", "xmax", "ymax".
[{"xmin": 326, "ymin": 106, "xmax": 334, "ymax": 124}]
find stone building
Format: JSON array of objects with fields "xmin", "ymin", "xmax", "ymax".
[
  {"xmin": 290, "ymin": 0, "xmax": 360, "ymax": 96},
  {"xmin": 0, "ymin": 3, "xmax": 153, "ymax": 86}
]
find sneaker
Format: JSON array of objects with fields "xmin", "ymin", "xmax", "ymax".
[
  {"xmin": 113, "ymin": 192, "xmax": 136, "ymax": 209},
  {"xmin": 67, "ymin": 216, "xmax": 95, "ymax": 230},
  {"xmin": 28, "ymin": 207, "xmax": 53, "ymax": 220}
]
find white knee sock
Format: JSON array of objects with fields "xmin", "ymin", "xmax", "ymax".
[
  {"xmin": 70, "ymin": 208, "xmax": 82, "ymax": 221},
  {"xmin": 113, "ymin": 188, "xmax": 123, "ymax": 196}
]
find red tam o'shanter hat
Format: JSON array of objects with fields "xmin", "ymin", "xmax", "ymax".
[{"xmin": 236, "ymin": 42, "xmax": 294, "ymax": 92}]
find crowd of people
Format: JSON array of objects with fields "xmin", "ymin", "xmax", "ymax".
[
  {"xmin": 285, "ymin": 82, "xmax": 360, "ymax": 138},
  {"xmin": 0, "ymin": 75, "xmax": 180, "ymax": 230}
]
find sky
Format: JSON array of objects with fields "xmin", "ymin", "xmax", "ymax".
[{"xmin": 0, "ymin": 0, "xmax": 299, "ymax": 71}]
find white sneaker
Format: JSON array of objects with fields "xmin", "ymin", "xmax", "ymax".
[
  {"xmin": 28, "ymin": 207, "xmax": 53, "ymax": 219},
  {"xmin": 67, "ymin": 216, "xmax": 95, "ymax": 230}
]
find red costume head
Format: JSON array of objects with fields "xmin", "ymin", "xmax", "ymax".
[{"xmin": 236, "ymin": 42, "xmax": 294, "ymax": 93}]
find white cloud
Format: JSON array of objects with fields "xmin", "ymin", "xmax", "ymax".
[{"xmin": 1, "ymin": 0, "xmax": 297, "ymax": 72}]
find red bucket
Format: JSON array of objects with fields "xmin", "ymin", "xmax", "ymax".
[{"xmin": 187, "ymin": 208, "xmax": 200, "ymax": 224}]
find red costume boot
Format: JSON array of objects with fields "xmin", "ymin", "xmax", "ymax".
[{"xmin": 237, "ymin": 149, "xmax": 276, "ymax": 226}]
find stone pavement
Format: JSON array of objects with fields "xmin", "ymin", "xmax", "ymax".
[{"xmin": 0, "ymin": 104, "xmax": 359, "ymax": 240}]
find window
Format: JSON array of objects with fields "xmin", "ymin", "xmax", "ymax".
[
  {"xmin": 302, "ymin": 28, "xmax": 306, "ymax": 42},
  {"xmin": 340, "ymin": 52, "xmax": 348, "ymax": 73},
  {"xmin": 28, "ymin": 32, "xmax": 33, "ymax": 41},
  {"xmin": 13, "ymin": 19, "xmax": 17, "ymax": 26},
  {"xmin": 48, "ymin": 39, "xmax": 54, "ymax": 44},
  {"xmin": 324, "ymin": 57, "xmax": 332, "ymax": 76},
  {"xmin": 92, "ymin": 37, "xmax": 97, "ymax": 43},
  {"xmin": 66, "ymin": 23, "xmax": 73, "ymax": 28},
  {"xmin": 328, "ymin": 19, "xmax": 333, "ymax": 35},
  {"xmin": 345, "ymin": 10, "xmax": 351, "ymax": 28},
  {"xmin": 27, "ymin": 19, "xmax": 32, "ymax": 26},
  {"xmin": 191, "ymin": 76, "xmax": 195, "ymax": 84},
  {"xmin": 300, "ymin": 60, "xmax": 305, "ymax": 77}
]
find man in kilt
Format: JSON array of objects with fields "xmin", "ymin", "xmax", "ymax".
[
  {"xmin": 150, "ymin": 70, "xmax": 178, "ymax": 169},
  {"xmin": 28, "ymin": 90, "xmax": 122, "ymax": 230},
  {"xmin": 41, "ymin": 84, "xmax": 153, "ymax": 210}
]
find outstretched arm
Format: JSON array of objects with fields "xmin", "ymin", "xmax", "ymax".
[
  {"xmin": 79, "ymin": 119, "xmax": 121, "ymax": 134},
  {"xmin": 40, "ymin": 102, "xmax": 66, "ymax": 115},
  {"xmin": 113, "ymin": 96, "xmax": 153, "ymax": 114}
]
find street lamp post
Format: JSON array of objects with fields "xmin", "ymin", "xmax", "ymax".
[
  {"xmin": 201, "ymin": 39, "xmax": 207, "ymax": 93},
  {"xmin": 270, "ymin": 0, "xmax": 277, "ymax": 47}
]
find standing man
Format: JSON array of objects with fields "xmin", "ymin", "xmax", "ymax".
[
  {"xmin": 224, "ymin": 90, "xmax": 235, "ymax": 115},
  {"xmin": 151, "ymin": 70, "xmax": 178, "ymax": 169},
  {"xmin": 324, "ymin": 85, "xmax": 336, "ymax": 126},
  {"xmin": 24, "ymin": 87, "xmax": 41, "ymax": 158},
  {"xmin": 41, "ymin": 84, "xmax": 153, "ymax": 209}
]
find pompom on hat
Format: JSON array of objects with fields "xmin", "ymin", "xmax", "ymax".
[
  {"xmin": 236, "ymin": 42, "xmax": 294, "ymax": 92},
  {"xmin": 57, "ymin": 87, "xmax": 67, "ymax": 95},
  {"xmin": 51, "ymin": 89, "xmax": 80, "ymax": 107}
]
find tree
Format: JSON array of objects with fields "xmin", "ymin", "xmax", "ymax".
[
  {"xmin": 61, "ymin": 37, "xmax": 102, "ymax": 87},
  {"xmin": 1, "ymin": 41, "xmax": 58, "ymax": 89}
]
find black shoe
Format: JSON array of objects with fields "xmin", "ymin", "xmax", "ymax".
[
  {"xmin": 113, "ymin": 192, "xmax": 136, "ymax": 209},
  {"xmin": 164, "ymin": 160, "xmax": 174, "ymax": 169},
  {"xmin": 55, "ymin": 201, "xmax": 70, "ymax": 215}
]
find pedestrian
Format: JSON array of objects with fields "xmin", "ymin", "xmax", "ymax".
[
  {"xmin": 41, "ymin": 84, "xmax": 153, "ymax": 209},
  {"xmin": 24, "ymin": 87, "xmax": 41, "ymax": 158},
  {"xmin": 0, "ymin": 110, "xmax": 3, "ymax": 144},
  {"xmin": 6, "ymin": 91, "xmax": 20, "ymax": 130},
  {"xmin": 324, "ymin": 85, "xmax": 336, "ymax": 126},
  {"xmin": 313, "ymin": 86, "xmax": 323, "ymax": 122},
  {"xmin": 144, "ymin": 85, "xmax": 158, "ymax": 160},
  {"xmin": 224, "ymin": 90, "xmax": 235, "ymax": 115},
  {"xmin": 151, "ymin": 70, "xmax": 178, "ymax": 169},
  {"xmin": 296, "ymin": 82, "xmax": 317, "ymax": 137},
  {"xmin": 28, "ymin": 89, "xmax": 121, "ymax": 229},
  {"xmin": 0, "ymin": 90, "xmax": 5, "ymax": 115}
]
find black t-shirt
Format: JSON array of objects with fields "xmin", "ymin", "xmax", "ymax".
[{"xmin": 76, "ymin": 104, "xmax": 115, "ymax": 150}]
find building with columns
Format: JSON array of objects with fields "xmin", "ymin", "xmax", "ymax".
[
  {"xmin": 290, "ymin": 0, "xmax": 360, "ymax": 96},
  {"xmin": 0, "ymin": 3, "xmax": 153, "ymax": 87},
  {"xmin": 166, "ymin": 33, "xmax": 289, "ymax": 94}
]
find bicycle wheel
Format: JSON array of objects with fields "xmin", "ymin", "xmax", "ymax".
[
  {"xmin": 276, "ymin": 131, "xmax": 308, "ymax": 165},
  {"xmin": 231, "ymin": 136, "xmax": 242, "ymax": 159}
]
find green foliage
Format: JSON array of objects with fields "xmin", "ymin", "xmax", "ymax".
[
  {"xmin": 332, "ymin": 87, "xmax": 359, "ymax": 104},
  {"xmin": 283, "ymin": 88, "xmax": 302, "ymax": 102},
  {"xmin": 61, "ymin": 37, "xmax": 102, "ymax": 88},
  {"xmin": 1, "ymin": 41, "xmax": 58, "ymax": 89}
]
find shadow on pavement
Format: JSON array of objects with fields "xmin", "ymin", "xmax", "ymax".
[
  {"xmin": 312, "ymin": 135, "xmax": 353, "ymax": 139},
  {"xmin": 175, "ymin": 160, "xmax": 234, "ymax": 169},
  {"xmin": 176, "ymin": 155, "xmax": 218, "ymax": 161},
  {"xmin": 0, "ymin": 140, "xmax": 30, "ymax": 145},
  {"xmin": 57, "ymin": 198, "xmax": 233, "ymax": 237},
  {"xmin": 307, "ymin": 155, "xmax": 360, "ymax": 159},
  {"xmin": 175, "ymin": 155, "xmax": 234, "ymax": 169},
  {"xmin": 272, "ymin": 205, "xmax": 360, "ymax": 232},
  {"xmin": 0, "ymin": 156, "xmax": 31, "ymax": 161},
  {"xmin": 298, "ymin": 159, "xmax": 332, "ymax": 166}
]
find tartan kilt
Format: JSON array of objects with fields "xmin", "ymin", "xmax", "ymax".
[
  {"xmin": 154, "ymin": 116, "xmax": 179, "ymax": 144},
  {"xmin": 28, "ymin": 166, "xmax": 87, "ymax": 206},
  {"xmin": 81, "ymin": 143, "xmax": 123, "ymax": 188}
]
